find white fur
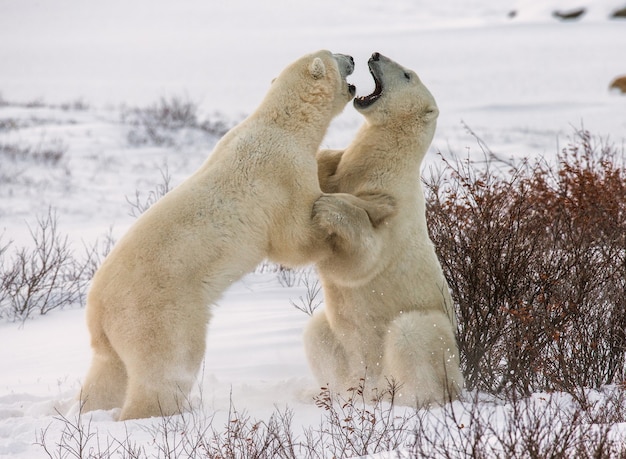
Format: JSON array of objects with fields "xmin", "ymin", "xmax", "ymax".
[
  {"xmin": 79, "ymin": 50, "xmax": 392, "ymax": 420},
  {"xmin": 305, "ymin": 53, "xmax": 463, "ymax": 407}
]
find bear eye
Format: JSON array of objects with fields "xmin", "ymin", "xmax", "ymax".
[{"xmin": 404, "ymin": 72, "xmax": 411, "ymax": 81}]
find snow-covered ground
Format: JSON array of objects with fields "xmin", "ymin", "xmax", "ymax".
[{"xmin": 1, "ymin": 0, "xmax": 625, "ymax": 457}]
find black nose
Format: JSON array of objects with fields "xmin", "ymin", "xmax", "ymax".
[{"xmin": 372, "ymin": 52, "xmax": 380, "ymax": 61}]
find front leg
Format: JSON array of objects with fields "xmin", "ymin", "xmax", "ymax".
[
  {"xmin": 347, "ymin": 191, "xmax": 397, "ymax": 227},
  {"xmin": 312, "ymin": 192, "xmax": 396, "ymax": 253},
  {"xmin": 316, "ymin": 149, "xmax": 344, "ymax": 192}
]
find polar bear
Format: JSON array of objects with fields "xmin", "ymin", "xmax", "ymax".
[
  {"xmin": 304, "ymin": 52, "xmax": 463, "ymax": 407},
  {"xmin": 79, "ymin": 50, "xmax": 394, "ymax": 421}
]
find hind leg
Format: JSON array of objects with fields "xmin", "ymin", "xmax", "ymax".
[
  {"xmin": 80, "ymin": 337, "xmax": 127, "ymax": 413},
  {"xmin": 304, "ymin": 310, "xmax": 387, "ymax": 401},
  {"xmin": 120, "ymin": 367, "xmax": 198, "ymax": 421},
  {"xmin": 381, "ymin": 310, "xmax": 463, "ymax": 407},
  {"xmin": 117, "ymin": 312, "xmax": 208, "ymax": 421},
  {"xmin": 303, "ymin": 310, "xmax": 352, "ymax": 391}
]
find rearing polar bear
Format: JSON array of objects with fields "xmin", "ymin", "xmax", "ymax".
[
  {"xmin": 80, "ymin": 50, "xmax": 394, "ymax": 421},
  {"xmin": 305, "ymin": 53, "xmax": 463, "ymax": 407}
]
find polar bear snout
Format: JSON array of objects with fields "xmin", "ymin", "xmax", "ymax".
[
  {"xmin": 333, "ymin": 53, "xmax": 356, "ymax": 97},
  {"xmin": 333, "ymin": 53, "xmax": 355, "ymax": 78},
  {"xmin": 369, "ymin": 52, "xmax": 392, "ymax": 65}
]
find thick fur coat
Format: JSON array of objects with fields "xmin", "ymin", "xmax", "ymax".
[
  {"xmin": 80, "ymin": 50, "xmax": 392, "ymax": 420},
  {"xmin": 305, "ymin": 53, "xmax": 463, "ymax": 407}
]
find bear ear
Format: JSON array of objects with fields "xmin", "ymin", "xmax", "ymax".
[{"xmin": 309, "ymin": 57, "xmax": 326, "ymax": 79}]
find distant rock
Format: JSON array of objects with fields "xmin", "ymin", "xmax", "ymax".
[
  {"xmin": 553, "ymin": 7, "xmax": 586, "ymax": 20},
  {"xmin": 612, "ymin": 5, "xmax": 626, "ymax": 17},
  {"xmin": 609, "ymin": 75, "xmax": 626, "ymax": 94},
  {"xmin": 509, "ymin": 2, "xmax": 626, "ymax": 21}
]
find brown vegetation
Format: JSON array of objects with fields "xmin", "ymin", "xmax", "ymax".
[
  {"xmin": 610, "ymin": 75, "xmax": 626, "ymax": 94},
  {"xmin": 425, "ymin": 127, "xmax": 626, "ymax": 398}
]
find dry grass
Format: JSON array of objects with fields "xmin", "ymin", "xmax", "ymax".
[
  {"xmin": 121, "ymin": 96, "xmax": 233, "ymax": 146},
  {"xmin": 37, "ymin": 382, "xmax": 626, "ymax": 458}
]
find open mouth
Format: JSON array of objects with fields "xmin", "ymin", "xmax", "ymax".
[
  {"xmin": 348, "ymin": 83, "xmax": 356, "ymax": 96},
  {"xmin": 354, "ymin": 61, "xmax": 383, "ymax": 108}
]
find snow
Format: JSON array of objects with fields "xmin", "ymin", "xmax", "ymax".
[{"xmin": 1, "ymin": 0, "xmax": 625, "ymax": 457}]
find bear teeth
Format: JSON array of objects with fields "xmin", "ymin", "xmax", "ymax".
[
  {"xmin": 354, "ymin": 73, "xmax": 383, "ymax": 108},
  {"xmin": 358, "ymin": 93, "xmax": 380, "ymax": 104}
]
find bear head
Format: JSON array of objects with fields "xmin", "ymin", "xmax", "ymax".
[
  {"xmin": 354, "ymin": 53, "xmax": 439, "ymax": 141},
  {"xmin": 270, "ymin": 50, "xmax": 356, "ymax": 119}
]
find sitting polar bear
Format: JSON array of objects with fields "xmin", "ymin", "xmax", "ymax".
[
  {"xmin": 305, "ymin": 52, "xmax": 463, "ymax": 407},
  {"xmin": 80, "ymin": 50, "xmax": 394, "ymax": 421}
]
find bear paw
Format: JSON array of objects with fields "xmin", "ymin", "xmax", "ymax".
[
  {"xmin": 313, "ymin": 194, "xmax": 369, "ymax": 240},
  {"xmin": 353, "ymin": 191, "xmax": 397, "ymax": 226},
  {"xmin": 313, "ymin": 192, "xmax": 396, "ymax": 242}
]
